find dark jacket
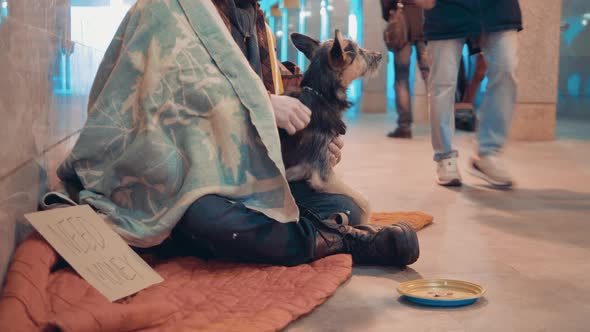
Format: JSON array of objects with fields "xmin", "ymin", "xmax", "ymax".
[
  {"xmin": 213, "ymin": 0, "xmax": 276, "ymax": 92},
  {"xmin": 213, "ymin": 0, "xmax": 302, "ymax": 93},
  {"xmin": 424, "ymin": 0, "xmax": 523, "ymax": 41},
  {"xmin": 381, "ymin": 0, "xmax": 425, "ymax": 42}
]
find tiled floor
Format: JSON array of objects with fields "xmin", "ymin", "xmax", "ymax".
[{"xmin": 287, "ymin": 113, "xmax": 590, "ymax": 332}]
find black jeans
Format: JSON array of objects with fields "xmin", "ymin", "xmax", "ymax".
[
  {"xmin": 170, "ymin": 181, "xmax": 362, "ymax": 266},
  {"xmin": 394, "ymin": 41, "xmax": 430, "ymax": 129}
]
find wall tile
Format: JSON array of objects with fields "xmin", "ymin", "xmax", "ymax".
[
  {"xmin": 0, "ymin": 133, "xmax": 79, "ymax": 286},
  {"xmin": 0, "ymin": 18, "xmax": 100, "ymax": 179},
  {"xmin": 0, "ymin": 0, "xmax": 104, "ymax": 286},
  {"xmin": 0, "ymin": 159, "xmax": 45, "ymax": 286},
  {"xmin": 517, "ymin": 0, "xmax": 562, "ymax": 104},
  {"xmin": 360, "ymin": 0, "xmax": 388, "ymax": 113}
]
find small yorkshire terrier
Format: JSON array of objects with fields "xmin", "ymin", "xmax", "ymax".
[{"xmin": 280, "ymin": 29, "xmax": 382, "ymax": 224}]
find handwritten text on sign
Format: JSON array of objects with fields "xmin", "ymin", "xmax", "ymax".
[{"xmin": 25, "ymin": 205, "xmax": 163, "ymax": 302}]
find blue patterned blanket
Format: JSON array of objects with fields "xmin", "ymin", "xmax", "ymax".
[{"xmin": 56, "ymin": 0, "xmax": 298, "ymax": 247}]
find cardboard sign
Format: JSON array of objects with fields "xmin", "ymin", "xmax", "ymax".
[{"xmin": 25, "ymin": 205, "xmax": 164, "ymax": 302}]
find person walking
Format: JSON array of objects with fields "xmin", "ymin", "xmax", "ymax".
[
  {"xmin": 415, "ymin": 0, "xmax": 522, "ymax": 187},
  {"xmin": 381, "ymin": 0, "xmax": 430, "ymax": 139}
]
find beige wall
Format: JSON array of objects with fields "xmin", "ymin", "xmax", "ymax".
[
  {"xmin": 361, "ymin": 0, "xmax": 563, "ymax": 141},
  {"xmin": 360, "ymin": 0, "xmax": 389, "ymax": 114},
  {"xmin": 512, "ymin": 0, "xmax": 562, "ymax": 140},
  {"xmin": 0, "ymin": 1, "xmax": 103, "ymax": 286}
]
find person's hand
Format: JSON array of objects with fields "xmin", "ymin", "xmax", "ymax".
[
  {"xmin": 270, "ymin": 94, "xmax": 312, "ymax": 135},
  {"xmin": 328, "ymin": 136, "xmax": 344, "ymax": 167}
]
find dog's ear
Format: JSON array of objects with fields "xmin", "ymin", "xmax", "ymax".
[
  {"xmin": 329, "ymin": 29, "xmax": 346, "ymax": 69},
  {"xmin": 290, "ymin": 33, "xmax": 320, "ymax": 60}
]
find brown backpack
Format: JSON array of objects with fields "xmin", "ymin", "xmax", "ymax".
[{"xmin": 383, "ymin": 3, "xmax": 408, "ymax": 52}]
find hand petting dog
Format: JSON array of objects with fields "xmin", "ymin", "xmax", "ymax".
[
  {"xmin": 270, "ymin": 93, "xmax": 342, "ymax": 165},
  {"xmin": 270, "ymin": 94, "xmax": 312, "ymax": 135},
  {"xmin": 329, "ymin": 136, "xmax": 344, "ymax": 167}
]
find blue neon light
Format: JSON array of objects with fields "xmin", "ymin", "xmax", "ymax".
[
  {"xmin": 320, "ymin": 0, "xmax": 329, "ymax": 41},
  {"xmin": 0, "ymin": 0, "xmax": 8, "ymax": 25},
  {"xmin": 280, "ymin": 7, "xmax": 289, "ymax": 62},
  {"xmin": 347, "ymin": 0, "xmax": 363, "ymax": 104},
  {"xmin": 297, "ymin": 0, "xmax": 307, "ymax": 70}
]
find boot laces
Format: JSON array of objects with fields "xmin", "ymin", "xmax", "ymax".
[{"xmin": 343, "ymin": 228, "xmax": 377, "ymax": 263}]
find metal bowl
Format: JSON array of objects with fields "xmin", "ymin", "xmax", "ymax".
[{"xmin": 397, "ymin": 279, "xmax": 486, "ymax": 307}]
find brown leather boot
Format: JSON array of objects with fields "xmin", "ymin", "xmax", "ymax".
[{"xmin": 306, "ymin": 210, "xmax": 420, "ymax": 266}]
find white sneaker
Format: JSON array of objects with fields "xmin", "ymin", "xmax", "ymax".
[
  {"xmin": 470, "ymin": 155, "xmax": 514, "ymax": 188},
  {"xmin": 436, "ymin": 156, "xmax": 462, "ymax": 186}
]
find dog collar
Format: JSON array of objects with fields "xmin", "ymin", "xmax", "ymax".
[
  {"xmin": 301, "ymin": 86, "xmax": 351, "ymax": 109},
  {"xmin": 302, "ymin": 86, "xmax": 327, "ymax": 101}
]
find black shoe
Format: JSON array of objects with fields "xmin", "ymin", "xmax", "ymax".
[
  {"xmin": 340, "ymin": 222, "xmax": 419, "ymax": 266},
  {"xmin": 387, "ymin": 127, "xmax": 412, "ymax": 139},
  {"xmin": 306, "ymin": 209, "xmax": 420, "ymax": 266}
]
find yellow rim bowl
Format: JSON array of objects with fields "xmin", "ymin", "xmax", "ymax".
[{"xmin": 397, "ymin": 279, "xmax": 486, "ymax": 302}]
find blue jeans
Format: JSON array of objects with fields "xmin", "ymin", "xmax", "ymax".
[{"xmin": 428, "ymin": 30, "xmax": 518, "ymax": 161}]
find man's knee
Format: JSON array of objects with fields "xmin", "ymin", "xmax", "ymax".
[
  {"xmin": 394, "ymin": 64, "xmax": 411, "ymax": 80},
  {"xmin": 488, "ymin": 54, "xmax": 517, "ymax": 79},
  {"xmin": 486, "ymin": 33, "xmax": 519, "ymax": 78},
  {"xmin": 183, "ymin": 195, "xmax": 228, "ymax": 220},
  {"xmin": 176, "ymin": 194, "xmax": 237, "ymax": 237}
]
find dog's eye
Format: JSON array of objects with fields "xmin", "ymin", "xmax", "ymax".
[{"xmin": 345, "ymin": 51, "xmax": 355, "ymax": 64}]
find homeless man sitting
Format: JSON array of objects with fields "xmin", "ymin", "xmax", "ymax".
[{"xmin": 55, "ymin": 0, "xmax": 420, "ymax": 267}]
